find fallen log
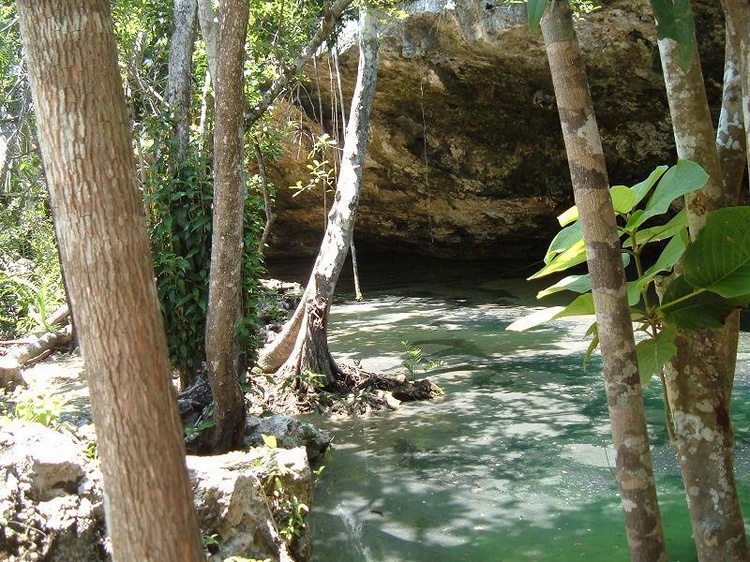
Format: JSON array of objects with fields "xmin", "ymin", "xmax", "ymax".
[{"xmin": 0, "ymin": 324, "xmax": 73, "ymax": 389}]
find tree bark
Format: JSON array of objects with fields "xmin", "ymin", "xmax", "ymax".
[
  {"xmin": 657, "ymin": 23, "xmax": 750, "ymax": 561},
  {"xmin": 716, "ymin": 14, "xmax": 746, "ymax": 202},
  {"xmin": 540, "ymin": 2, "xmax": 666, "ymax": 560},
  {"xmin": 276, "ymin": 7, "xmax": 380, "ymax": 383},
  {"xmin": 204, "ymin": 0, "xmax": 249, "ymax": 453},
  {"xmin": 196, "ymin": 0, "xmax": 218, "ymax": 81},
  {"xmin": 167, "ymin": 0, "xmax": 198, "ymax": 164},
  {"xmin": 15, "ymin": 1, "xmax": 205, "ymax": 560}
]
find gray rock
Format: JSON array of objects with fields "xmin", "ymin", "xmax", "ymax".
[
  {"xmin": 0, "ymin": 421, "xmax": 316, "ymax": 562},
  {"xmin": 0, "ymin": 421, "xmax": 107, "ymax": 562},
  {"xmin": 188, "ymin": 447, "xmax": 313, "ymax": 562},
  {"xmin": 246, "ymin": 415, "xmax": 332, "ymax": 467}
]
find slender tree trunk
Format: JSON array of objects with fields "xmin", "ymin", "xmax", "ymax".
[
  {"xmin": 204, "ymin": 0, "xmax": 248, "ymax": 453},
  {"xmin": 196, "ymin": 0, "xmax": 218, "ymax": 81},
  {"xmin": 167, "ymin": 0, "xmax": 197, "ymax": 163},
  {"xmin": 16, "ymin": 1, "xmax": 204, "ymax": 560},
  {"xmin": 656, "ymin": 22, "xmax": 749, "ymax": 561},
  {"xmin": 276, "ymin": 7, "xmax": 379, "ymax": 383},
  {"xmin": 540, "ymin": 2, "xmax": 666, "ymax": 560},
  {"xmin": 716, "ymin": 14, "xmax": 746, "ymax": 202},
  {"xmin": 255, "ymin": 141, "xmax": 277, "ymax": 252}
]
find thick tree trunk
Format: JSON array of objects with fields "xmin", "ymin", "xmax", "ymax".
[
  {"xmin": 204, "ymin": 0, "xmax": 249, "ymax": 453},
  {"xmin": 167, "ymin": 0, "xmax": 197, "ymax": 163},
  {"xmin": 540, "ymin": 2, "xmax": 666, "ymax": 560},
  {"xmin": 657, "ymin": 28, "xmax": 749, "ymax": 562},
  {"xmin": 15, "ymin": 1, "xmax": 205, "ymax": 560},
  {"xmin": 277, "ymin": 7, "xmax": 380, "ymax": 383}
]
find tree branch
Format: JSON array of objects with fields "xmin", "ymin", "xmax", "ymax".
[{"xmin": 245, "ymin": 0, "xmax": 354, "ymax": 129}]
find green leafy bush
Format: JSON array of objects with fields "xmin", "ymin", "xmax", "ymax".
[{"xmin": 509, "ymin": 159, "xmax": 750, "ymax": 385}]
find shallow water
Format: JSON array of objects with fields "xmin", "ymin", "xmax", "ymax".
[{"xmin": 271, "ymin": 258, "xmax": 750, "ymax": 561}]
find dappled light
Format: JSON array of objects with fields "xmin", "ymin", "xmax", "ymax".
[{"xmin": 305, "ymin": 277, "xmax": 750, "ymax": 561}]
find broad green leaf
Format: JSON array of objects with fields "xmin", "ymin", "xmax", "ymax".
[
  {"xmin": 555, "ymin": 293, "xmax": 595, "ymax": 316},
  {"xmin": 630, "ymin": 165, "xmax": 668, "ymax": 207},
  {"xmin": 536, "ymin": 274, "xmax": 591, "ymax": 299},
  {"xmin": 506, "ymin": 294, "xmax": 595, "ymax": 332},
  {"xmin": 624, "ymin": 208, "xmax": 687, "ymax": 247},
  {"xmin": 543, "ymin": 222, "xmax": 583, "ymax": 265},
  {"xmin": 683, "ymin": 207, "xmax": 750, "ymax": 298},
  {"xmin": 661, "ymin": 275, "xmax": 747, "ymax": 329},
  {"xmin": 611, "ymin": 185, "xmax": 638, "ymax": 215},
  {"xmin": 627, "ymin": 280, "xmax": 641, "ymax": 307},
  {"xmin": 650, "ymin": 0, "xmax": 696, "ymax": 71},
  {"xmin": 527, "ymin": 0, "xmax": 547, "ymax": 33},
  {"xmin": 636, "ymin": 226, "xmax": 688, "ymax": 292},
  {"xmin": 557, "ymin": 205, "xmax": 579, "ymax": 227},
  {"xmin": 635, "ymin": 326, "xmax": 677, "ymax": 386},
  {"xmin": 532, "ymin": 238, "xmax": 586, "ymax": 279},
  {"xmin": 626, "ymin": 160, "xmax": 708, "ymax": 230},
  {"xmin": 506, "ymin": 306, "xmax": 565, "ymax": 331},
  {"xmin": 583, "ymin": 326, "xmax": 600, "ymax": 372}
]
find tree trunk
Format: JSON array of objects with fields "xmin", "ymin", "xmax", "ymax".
[
  {"xmin": 716, "ymin": 14, "xmax": 746, "ymax": 202},
  {"xmin": 204, "ymin": 0, "xmax": 249, "ymax": 453},
  {"xmin": 276, "ymin": 7, "xmax": 380, "ymax": 383},
  {"xmin": 196, "ymin": 0, "xmax": 218, "ymax": 81},
  {"xmin": 540, "ymin": 2, "xmax": 666, "ymax": 560},
  {"xmin": 15, "ymin": 2, "xmax": 205, "ymax": 560},
  {"xmin": 167, "ymin": 0, "xmax": 197, "ymax": 163},
  {"xmin": 656, "ymin": 20, "xmax": 750, "ymax": 561}
]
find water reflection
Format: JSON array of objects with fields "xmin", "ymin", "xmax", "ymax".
[{"xmin": 295, "ymin": 268, "xmax": 750, "ymax": 562}]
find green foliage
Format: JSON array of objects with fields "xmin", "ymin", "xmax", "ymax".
[
  {"xmin": 401, "ymin": 340, "xmax": 443, "ymax": 377},
  {"xmin": 509, "ymin": 160, "xmax": 750, "ymax": 385},
  {"xmin": 1, "ymin": 383, "xmax": 70, "ymax": 430},
  {"xmin": 0, "ymin": 194, "xmax": 65, "ymax": 338},
  {"xmin": 523, "ymin": 0, "xmax": 601, "ymax": 33},
  {"xmin": 259, "ymin": 434, "xmax": 311, "ymax": 545},
  {"xmin": 290, "ymin": 133, "xmax": 338, "ymax": 197},
  {"xmin": 142, "ymin": 110, "xmax": 267, "ymax": 377}
]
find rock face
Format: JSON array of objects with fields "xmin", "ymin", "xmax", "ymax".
[
  {"xmin": 262, "ymin": 0, "xmax": 724, "ymax": 261},
  {"xmin": 0, "ymin": 421, "xmax": 317, "ymax": 562},
  {"xmin": 0, "ymin": 421, "xmax": 107, "ymax": 562}
]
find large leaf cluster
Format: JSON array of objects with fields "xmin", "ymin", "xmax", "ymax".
[{"xmin": 508, "ymin": 160, "xmax": 750, "ymax": 384}]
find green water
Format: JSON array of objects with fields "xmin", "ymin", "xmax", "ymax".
[{"xmin": 270, "ymin": 258, "xmax": 750, "ymax": 561}]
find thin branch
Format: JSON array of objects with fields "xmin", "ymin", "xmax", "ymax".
[{"xmin": 245, "ymin": 0, "xmax": 354, "ymax": 130}]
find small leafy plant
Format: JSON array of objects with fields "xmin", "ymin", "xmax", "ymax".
[
  {"xmin": 508, "ymin": 159, "xmax": 750, "ymax": 385},
  {"xmin": 402, "ymin": 340, "xmax": 443, "ymax": 377}
]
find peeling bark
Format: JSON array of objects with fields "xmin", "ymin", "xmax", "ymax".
[{"xmin": 541, "ymin": 2, "xmax": 665, "ymax": 560}]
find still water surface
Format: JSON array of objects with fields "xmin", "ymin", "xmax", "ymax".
[{"xmin": 270, "ymin": 257, "xmax": 750, "ymax": 561}]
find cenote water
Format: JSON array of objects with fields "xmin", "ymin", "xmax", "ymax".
[{"xmin": 269, "ymin": 257, "xmax": 750, "ymax": 561}]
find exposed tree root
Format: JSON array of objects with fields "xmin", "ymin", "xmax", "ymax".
[{"xmin": 245, "ymin": 360, "xmax": 444, "ymax": 418}]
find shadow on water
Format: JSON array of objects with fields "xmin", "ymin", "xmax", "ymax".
[{"xmin": 300, "ymin": 279, "xmax": 750, "ymax": 562}]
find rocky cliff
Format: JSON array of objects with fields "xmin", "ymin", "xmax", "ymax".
[{"xmin": 262, "ymin": 0, "xmax": 725, "ymax": 262}]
